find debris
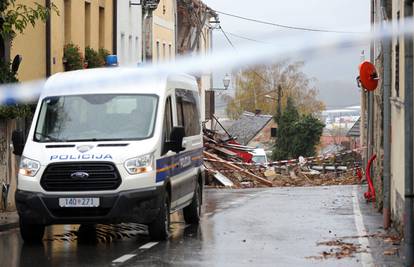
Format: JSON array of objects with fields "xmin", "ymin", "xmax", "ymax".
[
  {"xmin": 203, "ymin": 123, "xmax": 361, "ymax": 189},
  {"xmin": 213, "ymin": 172, "xmax": 234, "ymax": 187},
  {"xmin": 204, "ymin": 151, "xmax": 273, "ymax": 187}
]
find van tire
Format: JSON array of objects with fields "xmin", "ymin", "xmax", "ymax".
[
  {"xmin": 148, "ymin": 193, "xmax": 170, "ymax": 241},
  {"xmin": 183, "ymin": 183, "xmax": 201, "ymax": 224},
  {"xmin": 19, "ymin": 218, "xmax": 45, "ymax": 243}
]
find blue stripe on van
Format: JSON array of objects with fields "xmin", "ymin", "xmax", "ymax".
[{"xmin": 155, "ymin": 147, "xmax": 204, "ymax": 183}]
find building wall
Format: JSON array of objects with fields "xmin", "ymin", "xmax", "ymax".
[
  {"xmin": 152, "ymin": 0, "xmax": 175, "ymax": 63},
  {"xmin": 117, "ymin": 1, "xmax": 142, "ymax": 66},
  {"xmin": 10, "ymin": 0, "xmax": 46, "ymax": 81},
  {"xmin": 199, "ymin": 26, "xmax": 213, "ymax": 122},
  {"xmin": 389, "ymin": 0, "xmax": 406, "ymax": 228},
  {"xmin": 248, "ymin": 120, "xmax": 277, "ymax": 153},
  {"xmin": 12, "ymin": 0, "xmax": 114, "ymax": 80}
]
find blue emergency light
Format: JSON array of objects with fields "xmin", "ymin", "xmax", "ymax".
[{"xmin": 106, "ymin": 55, "xmax": 118, "ymax": 67}]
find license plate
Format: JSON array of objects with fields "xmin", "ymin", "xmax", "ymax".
[{"xmin": 59, "ymin": 198, "xmax": 100, "ymax": 207}]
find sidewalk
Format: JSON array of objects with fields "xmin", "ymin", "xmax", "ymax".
[{"xmin": 0, "ymin": 211, "xmax": 19, "ymax": 231}]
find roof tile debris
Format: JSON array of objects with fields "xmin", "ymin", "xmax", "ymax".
[{"xmin": 227, "ymin": 112, "xmax": 273, "ymax": 145}]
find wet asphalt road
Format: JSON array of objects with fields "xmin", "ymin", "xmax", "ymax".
[{"xmin": 0, "ymin": 185, "xmax": 403, "ymax": 267}]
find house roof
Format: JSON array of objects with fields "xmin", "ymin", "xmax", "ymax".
[
  {"xmin": 347, "ymin": 117, "xmax": 361, "ymax": 137},
  {"xmin": 227, "ymin": 112, "xmax": 273, "ymax": 145}
]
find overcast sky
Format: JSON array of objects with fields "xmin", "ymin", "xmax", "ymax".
[{"xmin": 202, "ymin": 0, "xmax": 371, "ymax": 109}]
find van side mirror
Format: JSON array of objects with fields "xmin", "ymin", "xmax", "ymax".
[
  {"xmin": 168, "ymin": 126, "xmax": 185, "ymax": 153},
  {"xmin": 12, "ymin": 130, "xmax": 25, "ymax": 156}
]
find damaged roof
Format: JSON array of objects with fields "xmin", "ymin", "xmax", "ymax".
[
  {"xmin": 227, "ymin": 112, "xmax": 273, "ymax": 145},
  {"xmin": 347, "ymin": 117, "xmax": 361, "ymax": 137}
]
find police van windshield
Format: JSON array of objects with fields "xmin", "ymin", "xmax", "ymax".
[{"xmin": 34, "ymin": 94, "xmax": 158, "ymax": 142}]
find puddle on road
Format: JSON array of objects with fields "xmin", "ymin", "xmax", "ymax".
[
  {"xmin": 44, "ymin": 223, "xmax": 148, "ymax": 243},
  {"xmin": 44, "ymin": 213, "xmax": 187, "ymax": 244}
]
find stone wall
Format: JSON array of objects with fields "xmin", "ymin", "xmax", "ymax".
[{"xmin": 0, "ymin": 119, "xmax": 18, "ymax": 212}]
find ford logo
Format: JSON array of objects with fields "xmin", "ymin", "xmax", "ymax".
[
  {"xmin": 77, "ymin": 145, "xmax": 94, "ymax": 153},
  {"xmin": 70, "ymin": 172, "xmax": 89, "ymax": 180}
]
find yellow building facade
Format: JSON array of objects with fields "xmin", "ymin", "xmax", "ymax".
[
  {"xmin": 152, "ymin": 0, "xmax": 176, "ymax": 63},
  {"xmin": 11, "ymin": 0, "xmax": 114, "ymax": 81},
  {"xmin": 10, "ymin": 0, "xmax": 47, "ymax": 81}
]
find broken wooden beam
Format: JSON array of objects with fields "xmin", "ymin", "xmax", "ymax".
[{"xmin": 203, "ymin": 151, "xmax": 273, "ymax": 187}]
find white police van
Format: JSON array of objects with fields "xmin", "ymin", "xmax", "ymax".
[{"xmin": 12, "ymin": 68, "xmax": 204, "ymax": 242}]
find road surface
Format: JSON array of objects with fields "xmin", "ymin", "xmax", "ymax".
[{"xmin": 0, "ymin": 185, "xmax": 403, "ymax": 266}]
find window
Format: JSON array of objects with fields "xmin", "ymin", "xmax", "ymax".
[
  {"xmin": 135, "ymin": 37, "xmax": 139, "ymax": 60},
  {"xmin": 85, "ymin": 2, "xmax": 91, "ymax": 47},
  {"xmin": 169, "ymin": 44, "xmax": 172, "ymax": 60},
  {"xmin": 129, "ymin": 35, "xmax": 132, "ymax": 64},
  {"xmin": 175, "ymin": 89, "xmax": 201, "ymax": 136},
  {"xmin": 64, "ymin": 0, "xmax": 71, "ymax": 44},
  {"xmin": 271, "ymin": 127, "xmax": 277, "ymax": 137},
  {"xmin": 120, "ymin": 33, "xmax": 125, "ymax": 64},
  {"xmin": 99, "ymin": 7, "xmax": 105, "ymax": 48},
  {"xmin": 156, "ymin": 41, "xmax": 160, "ymax": 63},
  {"xmin": 395, "ymin": 11, "xmax": 400, "ymax": 97},
  {"xmin": 163, "ymin": 43, "xmax": 166, "ymax": 61},
  {"xmin": 162, "ymin": 97, "xmax": 173, "ymax": 155}
]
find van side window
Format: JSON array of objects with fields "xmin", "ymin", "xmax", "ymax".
[
  {"xmin": 175, "ymin": 89, "xmax": 201, "ymax": 136},
  {"xmin": 162, "ymin": 96, "xmax": 173, "ymax": 155},
  {"xmin": 176, "ymin": 96, "xmax": 184, "ymax": 127}
]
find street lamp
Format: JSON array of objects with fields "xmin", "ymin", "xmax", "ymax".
[
  {"xmin": 210, "ymin": 74, "xmax": 231, "ymax": 90},
  {"xmin": 223, "ymin": 73, "xmax": 231, "ymax": 90}
]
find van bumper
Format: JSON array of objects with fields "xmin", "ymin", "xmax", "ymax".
[{"xmin": 15, "ymin": 187, "xmax": 164, "ymax": 225}]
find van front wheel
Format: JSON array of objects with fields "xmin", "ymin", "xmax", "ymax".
[
  {"xmin": 19, "ymin": 218, "xmax": 45, "ymax": 243},
  {"xmin": 183, "ymin": 183, "xmax": 201, "ymax": 224},
  {"xmin": 148, "ymin": 193, "xmax": 170, "ymax": 240}
]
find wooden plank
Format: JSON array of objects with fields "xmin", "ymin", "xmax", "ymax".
[
  {"xmin": 213, "ymin": 172, "xmax": 234, "ymax": 187},
  {"xmin": 211, "ymin": 146, "xmax": 238, "ymax": 158},
  {"xmin": 204, "ymin": 151, "xmax": 273, "ymax": 187}
]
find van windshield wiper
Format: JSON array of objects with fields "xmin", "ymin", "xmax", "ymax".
[
  {"xmin": 35, "ymin": 132, "xmax": 65, "ymax": 142},
  {"xmin": 65, "ymin": 138, "xmax": 129, "ymax": 142}
]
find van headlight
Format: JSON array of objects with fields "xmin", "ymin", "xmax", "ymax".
[
  {"xmin": 124, "ymin": 153, "xmax": 154, "ymax": 175},
  {"xmin": 19, "ymin": 156, "xmax": 40, "ymax": 177}
]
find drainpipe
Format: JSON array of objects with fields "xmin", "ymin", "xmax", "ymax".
[
  {"xmin": 381, "ymin": 0, "xmax": 391, "ymax": 230},
  {"xmin": 45, "ymin": 0, "xmax": 51, "ymax": 77},
  {"xmin": 367, "ymin": 0, "xmax": 375, "ymax": 178},
  {"xmin": 404, "ymin": 0, "xmax": 414, "ymax": 265},
  {"xmin": 112, "ymin": 0, "xmax": 117, "ymax": 54}
]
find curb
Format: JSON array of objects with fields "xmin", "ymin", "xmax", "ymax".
[
  {"xmin": 0, "ymin": 222, "xmax": 19, "ymax": 232},
  {"xmin": 0, "ymin": 212, "xmax": 20, "ymax": 232}
]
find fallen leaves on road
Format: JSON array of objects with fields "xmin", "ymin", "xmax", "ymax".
[
  {"xmin": 307, "ymin": 233, "xmax": 402, "ymax": 261},
  {"xmin": 307, "ymin": 239, "xmax": 366, "ymax": 260}
]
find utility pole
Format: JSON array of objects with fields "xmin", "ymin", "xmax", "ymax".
[
  {"xmin": 277, "ymin": 85, "xmax": 282, "ymax": 120},
  {"xmin": 380, "ymin": 0, "xmax": 391, "ymax": 230},
  {"xmin": 253, "ymin": 86, "xmax": 257, "ymax": 110}
]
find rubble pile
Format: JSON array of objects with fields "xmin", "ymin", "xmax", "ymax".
[{"xmin": 203, "ymin": 127, "xmax": 361, "ymax": 189}]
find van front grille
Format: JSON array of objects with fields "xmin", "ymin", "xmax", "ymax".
[{"xmin": 41, "ymin": 162, "xmax": 121, "ymax": 191}]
